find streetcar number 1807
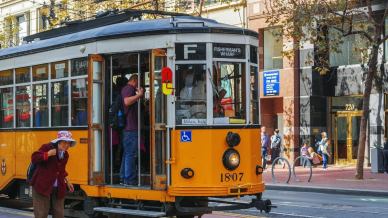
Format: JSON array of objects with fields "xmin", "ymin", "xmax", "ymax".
[{"xmin": 220, "ymin": 173, "xmax": 244, "ymax": 182}]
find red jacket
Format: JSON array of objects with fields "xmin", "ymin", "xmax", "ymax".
[{"xmin": 31, "ymin": 143, "xmax": 69, "ymax": 198}]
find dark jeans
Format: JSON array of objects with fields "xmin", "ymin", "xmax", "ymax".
[
  {"xmin": 262, "ymin": 150, "xmax": 267, "ymax": 169},
  {"xmin": 322, "ymin": 153, "xmax": 328, "ymax": 169},
  {"xmin": 383, "ymin": 150, "xmax": 388, "ymax": 173},
  {"xmin": 120, "ymin": 130, "xmax": 138, "ymax": 184},
  {"xmin": 271, "ymin": 148, "xmax": 280, "ymax": 163}
]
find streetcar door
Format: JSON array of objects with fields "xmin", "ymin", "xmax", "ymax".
[
  {"xmin": 88, "ymin": 55, "xmax": 105, "ymax": 185},
  {"xmin": 150, "ymin": 49, "xmax": 167, "ymax": 190}
]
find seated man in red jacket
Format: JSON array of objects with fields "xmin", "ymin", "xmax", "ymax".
[{"xmin": 31, "ymin": 130, "xmax": 76, "ymax": 218}]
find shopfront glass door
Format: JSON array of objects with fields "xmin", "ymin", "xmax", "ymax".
[{"xmin": 334, "ymin": 112, "xmax": 361, "ymax": 164}]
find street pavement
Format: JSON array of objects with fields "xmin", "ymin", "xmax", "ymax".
[{"xmin": 0, "ymin": 166, "xmax": 387, "ymax": 217}]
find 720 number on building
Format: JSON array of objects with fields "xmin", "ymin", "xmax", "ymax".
[{"xmin": 220, "ymin": 173, "xmax": 243, "ymax": 182}]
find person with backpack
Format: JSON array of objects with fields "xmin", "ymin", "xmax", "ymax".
[
  {"xmin": 120, "ymin": 74, "xmax": 144, "ymax": 186},
  {"xmin": 30, "ymin": 130, "xmax": 76, "ymax": 218},
  {"xmin": 270, "ymin": 129, "xmax": 282, "ymax": 163},
  {"xmin": 109, "ymin": 76, "xmax": 128, "ymax": 177}
]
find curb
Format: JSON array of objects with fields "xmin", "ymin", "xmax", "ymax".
[{"xmin": 265, "ymin": 184, "xmax": 388, "ymax": 197}]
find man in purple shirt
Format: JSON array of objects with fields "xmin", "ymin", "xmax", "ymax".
[{"xmin": 120, "ymin": 74, "xmax": 143, "ymax": 185}]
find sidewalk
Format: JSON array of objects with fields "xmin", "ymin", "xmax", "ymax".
[{"xmin": 263, "ymin": 165, "xmax": 388, "ymax": 196}]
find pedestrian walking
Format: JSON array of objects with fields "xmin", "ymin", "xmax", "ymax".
[
  {"xmin": 261, "ymin": 126, "xmax": 270, "ymax": 169},
  {"xmin": 270, "ymin": 129, "xmax": 282, "ymax": 163},
  {"xmin": 383, "ymin": 137, "xmax": 388, "ymax": 174},
  {"xmin": 318, "ymin": 131, "xmax": 330, "ymax": 170},
  {"xmin": 30, "ymin": 131, "xmax": 76, "ymax": 218}
]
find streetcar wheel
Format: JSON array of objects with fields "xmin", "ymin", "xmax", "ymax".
[{"xmin": 264, "ymin": 199, "xmax": 272, "ymax": 213}]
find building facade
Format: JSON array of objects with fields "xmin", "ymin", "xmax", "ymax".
[
  {"xmin": 248, "ymin": 0, "xmax": 388, "ymax": 167},
  {"xmin": 0, "ymin": 0, "xmax": 48, "ymax": 48}
]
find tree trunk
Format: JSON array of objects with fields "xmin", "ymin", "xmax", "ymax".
[{"xmin": 355, "ymin": 45, "xmax": 379, "ymax": 180}]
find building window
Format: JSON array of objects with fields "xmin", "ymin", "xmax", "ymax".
[
  {"xmin": 264, "ymin": 28, "xmax": 283, "ymax": 70},
  {"xmin": 16, "ymin": 85, "xmax": 31, "ymax": 127},
  {"xmin": 51, "ymin": 81, "xmax": 69, "ymax": 126},
  {"xmin": 16, "ymin": 14, "xmax": 28, "ymax": 45},
  {"xmin": 0, "ymin": 87, "xmax": 14, "ymax": 128},
  {"xmin": 385, "ymin": 18, "xmax": 388, "ymax": 62},
  {"xmin": 71, "ymin": 78, "xmax": 88, "ymax": 126},
  {"xmin": 385, "ymin": 94, "xmax": 388, "ymax": 138},
  {"xmin": 38, "ymin": 7, "xmax": 49, "ymax": 31},
  {"xmin": 329, "ymin": 22, "xmax": 369, "ymax": 67},
  {"xmin": 33, "ymin": 84, "xmax": 48, "ymax": 127}
]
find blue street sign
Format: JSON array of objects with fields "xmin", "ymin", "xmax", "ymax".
[
  {"xmin": 263, "ymin": 70, "xmax": 280, "ymax": 96},
  {"xmin": 180, "ymin": 131, "xmax": 192, "ymax": 142}
]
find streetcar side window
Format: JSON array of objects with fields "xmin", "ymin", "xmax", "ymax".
[
  {"xmin": 71, "ymin": 78, "xmax": 88, "ymax": 126},
  {"xmin": 0, "ymin": 70, "xmax": 13, "ymax": 86},
  {"xmin": 15, "ymin": 67, "xmax": 30, "ymax": 84},
  {"xmin": 213, "ymin": 62, "xmax": 246, "ymax": 124},
  {"xmin": 0, "ymin": 87, "xmax": 14, "ymax": 128},
  {"xmin": 51, "ymin": 81, "xmax": 69, "ymax": 126},
  {"xmin": 32, "ymin": 64, "xmax": 48, "ymax": 81},
  {"xmin": 71, "ymin": 58, "xmax": 88, "ymax": 76},
  {"xmin": 33, "ymin": 84, "xmax": 49, "ymax": 127},
  {"xmin": 51, "ymin": 61, "xmax": 69, "ymax": 79},
  {"xmin": 175, "ymin": 64, "xmax": 207, "ymax": 125},
  {"xmin": 16, "ymin": 85, "xmax": 32, "ymax": 127},
  {"xmin": 250, "ymin": 66, "xmax": 259, "ymax": 124}
]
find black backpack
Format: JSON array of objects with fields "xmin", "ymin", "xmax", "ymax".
[
  {"xmin": 109, "ymin": 94, "xmax": 126, "ymax": 130},
  {"xmin": 26, "ymin": 162, "xmax": 37, "ymax": 185}
]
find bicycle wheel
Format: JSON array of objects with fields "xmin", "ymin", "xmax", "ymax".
[
  {"xmin": 271, "ymin": 157, "xmax": 291, "ymax": 184},
  {"xmin": 292, "ymin": 156, "xmax": 313, "ymax": 182}
]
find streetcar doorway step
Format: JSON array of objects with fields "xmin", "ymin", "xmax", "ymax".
[{"xmin": 94, "ymin": 207, "xmax": 166, "ymax": 217}]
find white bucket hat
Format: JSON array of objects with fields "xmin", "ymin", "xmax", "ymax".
[{"xmin": 51, "ymin": 131, "xmax": 76, "ymax": 147}]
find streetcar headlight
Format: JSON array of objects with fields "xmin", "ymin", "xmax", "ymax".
[
  {"xmin": 226, "ymin": 132, "xmax": 240, "ymax": 147},
  {"xmin": 222, "ymin": 149, "xmax": 240, "ymax": 171}
]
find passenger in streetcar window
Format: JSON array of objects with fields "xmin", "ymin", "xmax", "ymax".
[
  {"xmin": 120, "ymin": 74, "xmax": 144, "ymax": 186},
  {"xmin": 30, "ymin": 131, "xmax": 76, "ymax": 218},
  {"xmin": 213, "ymin": 87, "xmax": 226, "ymax": 117},
  {"xmin": 35, "ymin": 99, "xmax": 48, "ymax": 127}
]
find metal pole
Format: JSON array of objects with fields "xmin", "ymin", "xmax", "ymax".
[
  {"xmin": 138, "ymin": 53, "xmax": 141, "ymax": 186},
  {"xmin": 110, "ymin": 56, "xmax": 113, "ymax": 185}
]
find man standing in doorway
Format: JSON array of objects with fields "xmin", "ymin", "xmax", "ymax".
[
  {"xmin": 261, "ymin": 126, "xmax": 270, "ymax": 169},
  {"xmin": 120, "ymin": 74, "xmax": 144, "ymax": 186}
]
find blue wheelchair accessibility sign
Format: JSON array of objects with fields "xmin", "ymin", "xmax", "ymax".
[{"xmin": 180, "ymin": 131, "xmax": 192, "ymax": 142}]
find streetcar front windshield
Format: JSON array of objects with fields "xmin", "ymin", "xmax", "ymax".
[{"xmin": 175, "ymin": 64, "xmax": 207, "ymax": 125}]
